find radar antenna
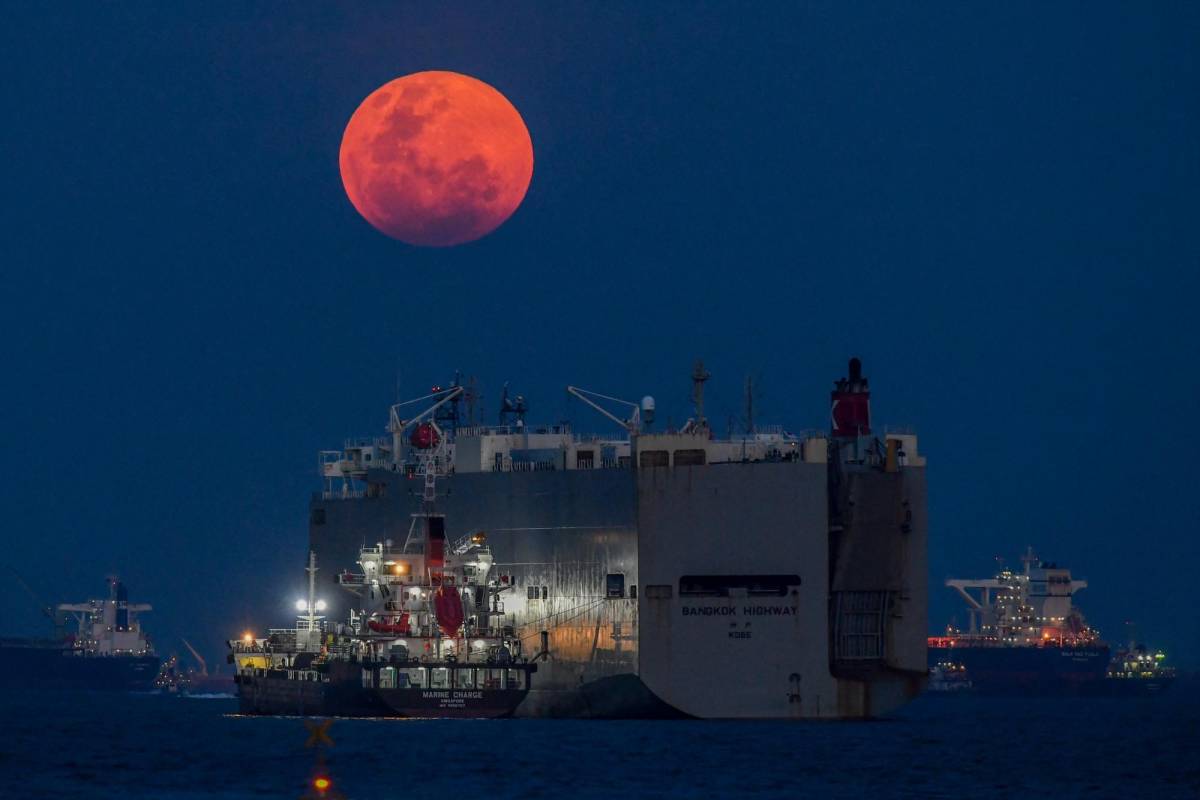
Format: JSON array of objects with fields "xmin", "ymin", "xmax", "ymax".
[
  {"xmin": 465, "ymin": 375, "xmax": 479, "ymax": 426},
  {"xmin": 743, "ymin": 374, "xmax": 756, "ymax": 436},
  {"xmin": 499, "ymin": 383, "xmax": 527, "ymax": 426}
]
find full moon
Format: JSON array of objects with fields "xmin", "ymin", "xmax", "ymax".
[{"xmin": 339, "ymin": 71, "xmax": 533, "ymax": 247}]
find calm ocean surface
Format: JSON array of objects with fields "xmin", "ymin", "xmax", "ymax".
[{"xmin": 6, "ymin": 682, "xmax": 1198, "ymax": 800}]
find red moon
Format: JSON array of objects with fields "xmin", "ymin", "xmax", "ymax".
[{"xmin": 339, "ymin": 71, "xmax": 533, "ymax": 247}]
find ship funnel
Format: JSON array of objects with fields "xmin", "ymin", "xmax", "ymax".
[{"xmin": 831, "ymin": 357, "xmax": 870, "ymax": 438}]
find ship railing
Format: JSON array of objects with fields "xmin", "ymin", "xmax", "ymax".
[
  {"xmin": 497, "ymin": 460, "xmax": 560, "ymax": 473},
  {"xmin": 342, "ymin": 436, "xmax": 391, "ymax": 450},
  {"xmin": 882, "ymin": 425, "xmax": 917, "ymax": 436},
  {"xmin": 316, "ymin": 489, "xmax": 366, "ymax": 501},
  {"xmin": 570, "ymin": 432, "xmax": 631, "ymax": 444},
  {"xmin": 572, "ymin": 457, "xmax": 631, "ymax": 470},
  {"xmin": 457, "ymin": 423, "xmax": 574, "ymax": 439},
  {"xmin": 723, "ymin": 424, "xmax": 789, "ymax": 437},
  {"xmin": 487, "ymin": 455, "xmax": 635, "ymax": 473}
]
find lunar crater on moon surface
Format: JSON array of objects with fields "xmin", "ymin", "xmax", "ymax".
[{"xmin": 340, "ymin": 71, "xmax": 533, "ymax": 247}]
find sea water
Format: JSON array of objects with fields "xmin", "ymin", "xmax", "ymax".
[{"xmin": 5, "ymin": 682, "xmax": 1198, "ymax": 799}]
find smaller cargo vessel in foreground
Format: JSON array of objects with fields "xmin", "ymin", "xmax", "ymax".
[
  {"xmin": 229, "ymin": 487, "xmax": 537, "ymax": 718},
  {"xmin": 0, "ymin": 578, "xmax": 159, "ymax": 691}
]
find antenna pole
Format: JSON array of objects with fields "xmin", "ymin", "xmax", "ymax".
[
  {"xmin": 306, "ymin": 551, "xmax": 317, "ymax": 647},
  {"xmin": 691, "ymin": 360, "xmax": 710, "ymax": 429},
  {"xmin": 744, "ymin": 375, "xmax": 755, "ymax": 435}
]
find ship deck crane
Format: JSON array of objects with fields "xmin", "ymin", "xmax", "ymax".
[
  {"xmin": 388, "ymin": 386, "xmax": 464, "ymax": 437},
  {"xmin": 566, "ymin": 386, "xmax": 653, "ymax": 435},
  {"xmin": 6, "ymin": 566, "xmax": 55, "ymax": 623},
  {"xmin": 181, "ymin": 638, "xmax": 208, "ymax": 676}
]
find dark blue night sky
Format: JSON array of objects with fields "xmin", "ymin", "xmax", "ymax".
[{"xmin": 2, "ymin": 4, "xmax": 1197, "ymax": 668}]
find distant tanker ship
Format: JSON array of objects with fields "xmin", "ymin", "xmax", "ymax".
[
  {"xmin": 929, "ymin": 550, "xmax": 1175, "ymax": 695},
  {"xmin": 0, "ymin": 579, "xmax": 159, "ymax": 691},
  {"xmin": 233, "ymin": 359, "xmax": 930, "ymax": 719}
]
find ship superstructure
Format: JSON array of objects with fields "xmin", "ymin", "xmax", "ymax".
[
  {"xmin": 0, "ymin": 579, "xmax": 159, "ymax": 691},
  {"xmin": 939, "ymin": 548, "xmax": 1099, "ymax": 647},
  {"xmin": 300, "ymin": 359, "xmax": 928, "ymax": 719},
  {"xmin": 57, "ymin": 579, "xmax": 156, "ymax": 659},
  {"xmin": 929, "ymin": 550, "xmax": 1110, "ymax": 692}
]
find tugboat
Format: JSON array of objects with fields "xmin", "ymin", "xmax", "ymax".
[
  {"xmin": 0, "ymin": 578, "xmax": 159, "ymax": 691},
  {"xmin": 1104, "ymin": 625, "xmax": 1176, "ymax": 695},
  {"xmin": 230, "ymin": 453, "xmax": 537, "ymax": 717},
  {"xmin": 155, "ymin": 639, "xmax": 236, "ymax": 695},
  {"xmin": 926, "ymin": 660, "xmax": 972, "ymax": 693}
]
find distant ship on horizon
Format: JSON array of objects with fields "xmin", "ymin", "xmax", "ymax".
[
  {"xmin": 928, "ymin": 549, "xmax": 1174, "ymax": 695},
  {"xmin": 0, "ymin": 578, "xmax": 160, "ymax": 692}
]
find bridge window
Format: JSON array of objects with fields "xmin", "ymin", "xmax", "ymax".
[
  {"xmin": 678, "ymin": 574, "xmax": 800, "ymax": 598},
  {"xmin": 673, "ymin": 449, "xmax": 706, "ymax": 466},
  {"xmin": 606, "ymin": 573, "xmax": 625, "ymax": 598}
]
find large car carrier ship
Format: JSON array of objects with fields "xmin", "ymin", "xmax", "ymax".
[{"xmin": 247, "ymin": 358, "xmax": 928, "ymax": 719}]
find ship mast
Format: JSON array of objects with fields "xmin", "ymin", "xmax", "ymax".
[
  {"xmin": 307, "ymin": 551, "xmax": 317, "ymax": 625},
  {"xmin": 305, "ymin": 551, "xmax": 318, "ymax": 649},
  {"xmin": 691, "ymin": 360, "xmax": 710, "ymax": 431}
]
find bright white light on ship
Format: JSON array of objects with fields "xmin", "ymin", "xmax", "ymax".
[
  {"xmin": 295, "ymin": 599, "xmax": 308, "ymax": 611},
  {"xmin": 316, "ymin": 600, "xmax": 328, "ymax": 611}
]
